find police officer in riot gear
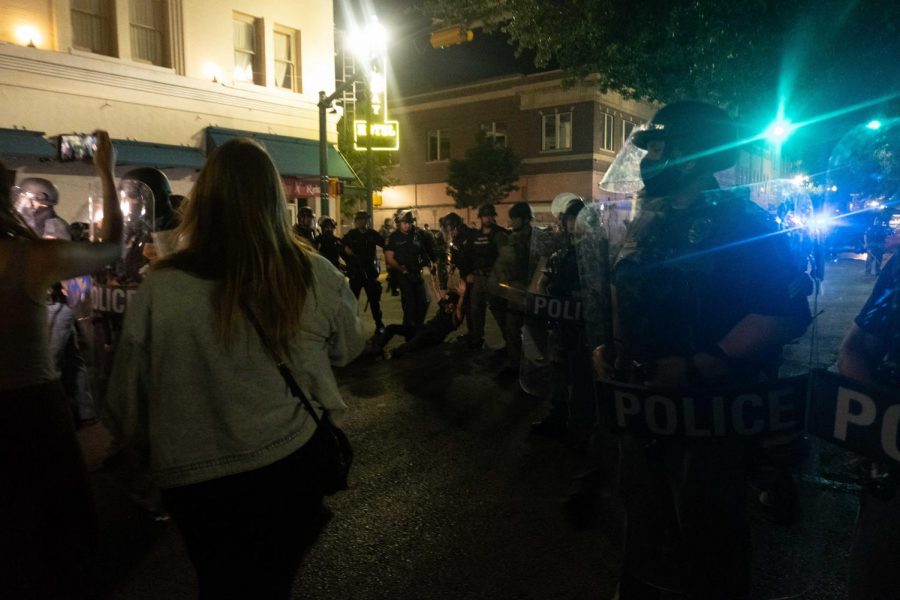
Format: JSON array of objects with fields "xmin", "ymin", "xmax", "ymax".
[
  {"xmin": 316, "ymin": 216, "xmax": 343, "ymax": 271},
  {"xmin": 15, "ymin": 178, "xmax": 70, "ymax": 239},
  {"xmin": 384, "ymin": 210, "xmax": 437, "ymax": 337},
  {"xmin": 592, "ymin": 101, "xmax": 812, "ymax": 598},
  {"xmin": 532, "ymin": 196, "xmax": 594, "ymax": 441},
  {"xmin": 343, "ymin": 210, "xmax": 386, "ymax": 333},
  {"xmin": 294, "ymin": 206, "xmax": 318, "ymax": 245},
  {"xmin": 838, "ymin": 252, "xmax": 900, "ymax": 598},
  {"xmin": 494, "ymin": 201, "xmax": 536, "ymax": 375},
  {"xmin": 459, "ymin": 203, "xmax": 509, "ymax": 350}
]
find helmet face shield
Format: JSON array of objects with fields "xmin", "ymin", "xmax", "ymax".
[
  {"xmin": 599, "ymin": 124, "xmax": 650, "ymax": 194},
  {"xmin": 117, "ymin": 179, "xmax": 155, "ymax": 231}
]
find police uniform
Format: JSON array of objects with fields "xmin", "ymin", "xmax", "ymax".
[
  {"xmin": 385, "ymin": 226, "xmax": 436, "ymax": 334},
  {"xmin": 846, "ymin": 254, "xmax": 900, "ymax": 599},
  {"xmin": 461, "ymin": 223, "xmax": 509, "ymax": 348},
  {"xmin": 611, "ymin": 188, "xmax": 811, "ymax": 597},
  {"xmin": 294, "ymin": 224, "xmax": 318, "ymax": 246},
  {"xmin": 316, "ymin": 231, "xmax": 344, "ymax": 271},
  {"xmin": 343, "ymin": 227, "xmax": 385, "ymax": 331}
]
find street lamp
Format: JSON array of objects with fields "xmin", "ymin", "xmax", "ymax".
[{"xmin": 318, "ymin": 17, "xmax": 388, "ymax": 218}]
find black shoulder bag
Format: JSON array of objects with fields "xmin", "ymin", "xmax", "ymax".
[{"xmin": 246, "ymin": 310, "xmax": 353, "ymax": 496}]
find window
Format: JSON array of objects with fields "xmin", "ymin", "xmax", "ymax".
[
  {"xmin": 130, "ymin": 0, "xmax": 169, "ymax": 67},
  {"xmin": 233, "ymin": 13, "xmax": 263, "ymax": 85},
  {"xmin": 274, "ymin": 26, "xmax": 300, "ymax": 92},
  {"xmin": 622, "ymin": 119, "xmax": 636, "ymax": 145},
  {"xmin": 71, "ymin": 0, "xmax": 116, "ymax": 56},
  {"xmin": 481, "ymin": 122, "xmax": 507, "ymax": 147},
  {"xmin": 542, "ymin": 111, "xmax": 572, "ymax": 151},
  {"xmin": 602, "ymin": 113, "xmax": 615, "ymax": 151},
  {"xmin": 427, "ymin": 130, "xmax": 450, "ymax": 162}
]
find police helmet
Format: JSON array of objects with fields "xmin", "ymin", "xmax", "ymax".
[
  {"xmin": 18, "ymin": 178, "xmax": 59, "ymax": 206},
  {"xmin": 319, "ymin": 216, "xmax": 336, "ymax": 229},
  {"xmin": 396, "ymin": 209, "xmax": 416, "ymax": 224},
  {"xmin": 354, "ymin": 210, "xmax": 370, "ymax": 222},
  {"xmin": 122, "ymin": 168, "xmax": 172, "ymax": 205},
  {"xmin": 508, "ymin": 202, "xmax": 533, "ymax": 221},
  {"xmin": 551, "ymin": 192, "xmax": 583, "ymax": 219},
  {"xmin": 477, "ymin": 203, "xmax": 498, "ymax": 217},
  {"xmin": 632, "ymin": 101, "xmax": 738, "ymax": 173},
  {"xmin": 298, "ymin": 206, "xmax": 315, "ymax": 219},
  {"xmin": 563, "ymin": 197, "xmax": 586, "ymax": 219},
  {"xmin": 122, "ymin": 168, "xmax": 174, "ymax": 227},
  {"xmin": 442, "ymin": 212, "xmax": 463, "ymax": 230}
]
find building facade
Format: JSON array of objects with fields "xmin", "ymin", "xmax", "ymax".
[
  {"xmin": 379, "ymin": 71, "xmax": 656, "ymax": 227},
  {"xmin": 0, "ymin": 0, "xmax": 351, "ymax": 223},
  {"xmin": 379, "ymin": 70, "xmax": 786, "ymax": 228}
]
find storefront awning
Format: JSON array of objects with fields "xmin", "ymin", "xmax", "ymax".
[
  {"xmin": 205, "ymin": 127, "xmax": 356, "ymax": 180},
  {"xmin": 113, "ymin": 139, "xmax": 205, "ymax": 169},
  {"xmin": 0, "ymin": 128, "xmax": 55, "ymax": 159}
]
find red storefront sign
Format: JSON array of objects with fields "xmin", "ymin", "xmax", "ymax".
[{"xmin": 283, "ymin": 176, "xmax": 320, "ymax": 198}]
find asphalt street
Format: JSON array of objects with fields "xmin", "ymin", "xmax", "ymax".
[{"xmin": 78, "ymin": 256, "xmax": 882, "ymax": 600}]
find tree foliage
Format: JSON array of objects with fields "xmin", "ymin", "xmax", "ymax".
[
  {"xmin": 419, "ymin": 0, "xmax": 900, "ymax": 123},
  {"xmin": 446, "ymin": 130, "xmax": 521, "ymax": 209}
]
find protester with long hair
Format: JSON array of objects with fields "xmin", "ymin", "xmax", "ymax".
[
  {"xmin": 0, "ymin": 131, "xmax": 122, "ymax": 598},
  {"xmin": 104, "ymin": 138, "xmax": 365, "ymax": 599}
]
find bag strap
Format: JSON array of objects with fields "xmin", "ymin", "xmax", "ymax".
[{"xmin": 244, "ymin": 307, "xmax": 323, "ymax": 427}]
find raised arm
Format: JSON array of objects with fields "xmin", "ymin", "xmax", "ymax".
[{"xmin": 26, "ymin": 131, "xmax": 124, "ymax": 292}]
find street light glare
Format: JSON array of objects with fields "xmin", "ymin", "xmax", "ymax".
[
  {"xmin": 867, "ymin": 119, "xmax": 882, "ymax": 130},
  {"xmin": 765, "ymin": 118, "xmax": 794, "ymax": 145}
]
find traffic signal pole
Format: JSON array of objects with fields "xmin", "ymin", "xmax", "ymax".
[{"xmin": 318, "ymin": 78, "xmax": 360, "ymax": 217}]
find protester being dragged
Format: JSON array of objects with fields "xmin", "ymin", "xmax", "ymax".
[
  {"xmin": 376, "ymin": 281, "xmax": 466, "ymax": 360},
  {"xmin": 104, "ymin": 138, "xmax": 365, "ymax": 599},
  {"xmin": 0, "ymin": 131, "xmax": 123, "ymax": 599}
]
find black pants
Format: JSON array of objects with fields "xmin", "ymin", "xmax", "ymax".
[
  {"xmin": 378, "ymin": 322, "xmax": 448, "ymax": 357},
  {"xmin": 350, "ymin": 276, "xmax": 383, "ymax": 325},
  {"xmin": 161, "ymin": 443, "xmax": 327, "ymax": 600},
  {"xmin": 617, "ymin": 437, "xmax": 751, "ymax": 599},
  {"xmin": 397, "ymin": 273, "xmax": 429, "ymax": 330}
]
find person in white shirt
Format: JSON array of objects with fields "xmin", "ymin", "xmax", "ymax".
[{"xmin": 104, "ymin": 138, "xmax": 365, "ymax": 599}]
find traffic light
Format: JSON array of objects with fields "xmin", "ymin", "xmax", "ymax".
[
  {"xmin": 328, "ymin": 178, "xmax": 343, "ymax": 197},
  {"xmin": 430, "ymin": 25, "xmax": 474, "ymax": 49}
]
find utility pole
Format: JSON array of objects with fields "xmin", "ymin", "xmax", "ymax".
[
  {"xmin": 318, "ymin": 79, "xmax": 359, "ymax": 217},
  {"xmin": 318, "ymin": 90, "xmax": 329, "ymax": 216},
  {"xmin": 365, "ymin": 93, "xmax": 374, "ymax": 217}
]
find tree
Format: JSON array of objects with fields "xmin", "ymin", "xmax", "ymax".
[
  {"xmin": 336, "ymin": 94, "xmax": 397, "ymax": 221},
  {"xmin": 446, "ymin": 130, "xmax": 520, "ymax": 209},
  {"xmin": 419, "ymin": 0, "xmax": 900, "ymax": 123}
]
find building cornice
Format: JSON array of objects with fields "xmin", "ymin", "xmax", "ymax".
[{"xmin": 0, "ymin": 43, "xmax": 318, "ymax": 117}]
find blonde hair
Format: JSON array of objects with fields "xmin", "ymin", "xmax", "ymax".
[{"xmin": 158, "ymin": 138, "xmax": 313, "ymax": 357}]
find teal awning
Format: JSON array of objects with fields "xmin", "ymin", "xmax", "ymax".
[
  {"xmin": 205, "ymin": 127, "xmax": 356, "ymax": 180},
  {"xmin": 113, "ymin": 139, "xmax": 205, "ymax": 169},
  {"xmin": 0, "ymin": 128, "xmax": 55, "ymax": 159}
]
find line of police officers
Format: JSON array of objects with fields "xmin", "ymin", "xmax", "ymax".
[{"xmin": 17, "ymin": 100, "xmax": 897, "ymax": 598}]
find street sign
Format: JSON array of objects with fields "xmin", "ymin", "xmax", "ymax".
[{"xmin": 353, "ymin": 120, "xmax": 399, "ymax": 151}]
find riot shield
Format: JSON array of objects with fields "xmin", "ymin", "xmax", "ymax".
[
  {"xmin": 89, "ymin": 180, "xmax": 155, "ymax": 407},
  {"xmin": 513, "ymin": 224, "xmax": 561, "ymax": 399},
  {"xmin": 579, "ymin": 193, "xmax": 837, "ymax": 598}
]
